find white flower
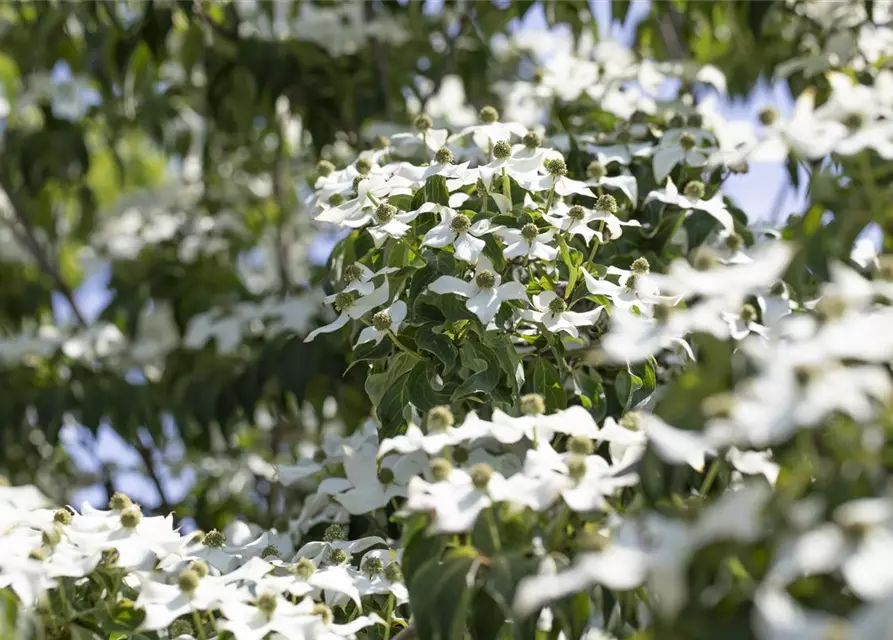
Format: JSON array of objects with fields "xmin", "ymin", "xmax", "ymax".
[
  {"xmin": 419, "ymin": 204, "xmax": 493, "ymax": 264},
  {"xmin": 390, "ymin": 128, "xmax": 449, "ymax": 155},
  {"xmin": 406, "ymin": 466, "xmax": 512, "ymax": 533},
  {"xmin": 651, "ymin": 127, "xmax": 715, "ymax": 183},
  {"xmin": 520, "ymin": 290, "xmax": 602, "ymax": 338},
  {"xmin": 641, "ymin": 414, "xmax": 715, "ymax": 472},
  {"xmin": 356, "ymin": 300, "xmax": 407, "ymax": 346},
  {"xmin": 644, "ymin": 178, "xmax": 734, "ymax": 232},
  {"xmin": 366, "ymin": 205, "xmax": 421, "ymax": 248},
  {"xmin": 428, "ymin": 258, "xmax": 527, "ymax": 325},
  {"xmin": 581, "ymin": 265, "xmax": 670, "ymax": 315},
  {"xmin": 138, "ymin": 574, "xmax": 250, "ymax": 631},
  {"xmin": 315, "ymin": 175, "xmax": 413, "ymax": 227},
  {"xmin": 304, "ymin": 280, "xmax": 390, "ymax": 342},
  {"xmin": 543, "ymin": 202, "xmax": 638, "ymax": 245},
  {"xmin": 498, "ymin": 224, "xmax": 558, "ymax": 262},
  {"xmin": 219, "ymin": 595, "xmax": 319, "ymax": 640}
]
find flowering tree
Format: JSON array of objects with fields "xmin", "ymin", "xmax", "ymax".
[{"xmin": 3, "ymin": 1, "xmax": 893, "ymax": 639}]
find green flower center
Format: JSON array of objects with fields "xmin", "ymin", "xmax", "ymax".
[
  {"xmin": 568, "ymin": 205, "xmax": 586, "ymax": 221},
  {"xmin": 620, "ymin": 412, "xmax": 641, "ymax": 431},
  {"xmin": 520, "ymin": 393, "xmax": 545, "ymax": 416},
  {"xmin": 363, "ymin": 556, "xmax": 384, "ymax": 577},
  {"xmin": 375, "ymin": 203, "xmax": 396, "ymax": 224},
  {"xmin": 475, "ymin": 270, "xmax": 496, "ymax": 290},
  {"xmin": 108, "ymin": 491, "xmax": 133, "ymax": 511},
  {"xmin": 323, "ymin": 524, "xmax": 346, "ymax": 542},
  {"xmin": 316, "ymin": 160, "xmax": 335, "ymax": 177},
  {"xmin": 725, "ymin": 232, "xmax": 744, "ymax": 252},
  {"xmin": 334, "ymin": 291, "xmax": 358, "ymax": 312},
  {"xmin": 312, "ymin": 603, "xmax": 334, "ymax": 626},
  {"xmin": 372, "ymin": 310, "xmax": 392, "ymax": 332},
  {"xmin": 430, "ymin": 457, "xmax": 452, "ymax": 482},
  {"xmin": 427, "ymin": 405, "xmax": 455, "ymax": 431},
  {"xmin": 451, "ymin": 214, "xmax": 471, "ymax": 233},
  {"xmin": 683, "ymin": 181, "xmax": 706, "ymax": 200},
  {"xmin": 493, "ymin": 140, "xmax": 511, "ymax": 159},
  {"xmin": 596, "ymin": 194, "xmax": 618, "ymax": 214},
  {"xmin": 385, "ymin": 561, "xmax": 404, "ymax": 582},
  {"xmin": 568, "ymin": 436, "xmax": 594, "ymax": 456},
  {"xmin": 202, "ymin": 529, "xmax": 226, "ymax": 548},
  {"xmin": 329, "ymin": 548, "xmax": 348, "ymax": 565},
  {"xmin": 260, "ymin": 545, "xmax": 280, "ymax": 559},
  {"xmin": 120, "ymin": 506, "xmax": 142, "ymax": 529},
  {"xmin": 291, "ymin": 557, "xmax": 316, "ymax": 580},
  {"xmin": 521, "ymin": 223, "xmax": 539, "ymax": 241},
  {"xmin": 54, "ymin": 509, "xmax": 73, "ymax": 525},
  {"xmin": 178, "ymin": 569, "xmax": 200, "ymax": 594},
  {"xmin": 257, "ymin": 591, "xmax": 278, "ymax": 616},
  {"xmin": 679, "ymin": 131, "xmax": 697, "ymax": 151},
  {"xmin": 479, "ymin": 106, "xmax": 499, "ymax": 123},
  {"xmin": 344, "ymin": 263, "xmax": 363, "ymax": 282},
  {"xmin": 328, "ymin": 193, "xmax": 345, "ymax": 206},
  {"xmin": 587, "ymin": 161, "xmax": 607, "ymax": 180},
  {"xmin": 544, "ymin": 156, "xmax": 567, "ymax": 176},
  {"xmin": 356, "ymin": 158, "xmax": 373, "ymax": 175},
  {"xmin": 844, "ymin": 112, "xmax": 864, "ymax": 130},
  {"xmin": 740, "ymin": 304, "xmax": 758, "ymax": 324},
  {"xmin": 523, "ymin": 131, "xmax": 541, "ymax": 149},
  {"xmin": 377, "ymin": 467, "xmax": 395, "ymax": 485},
  {"xmin": 188, "ymin": 559, "xmax": 209, "ymax": 577},
  {"xmin": 470, "ymin": 463, "xmax": 493, "ymax": 490},
  {"xmin": 415, "ymin": 114, "xmax": 433, "ymax": 132},
  {"xmin": 548, "ymin": 297, "xmax": 568, "ymax": 314},
  {"xmin": 631, "ymin": 257, "xmax": 650, "ymax": 274},
  {"xmin": 568, "ymin": 456, "xmax": 587, "ymax": 481},
  {"xmin": 435, "ymin": 147, "xmax": 454, "ymax": 164},
  {"xmin": 475, "ymin": 178, "xmax": 488, "ymax": 199}
]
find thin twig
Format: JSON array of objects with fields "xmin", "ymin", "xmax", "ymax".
[{"xmin": 0, "ymin": 179, "xmax": 89, "ymax": 327}]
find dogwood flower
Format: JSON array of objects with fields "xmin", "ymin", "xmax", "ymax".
[
  {"xmin": 644, "ymin": 178, "xmax": 734, "ymax": 232},
  {"xmin": 498, "ymin": 223, "xmax": 558, "ymax": 262},
  {"xmin": 304, "ymin": 280, "xmax": 389, "ymax": 342},
  {"xmin": 520, "ymin": 290, "xmax": 602, "ymax": 338},
  {"xmin": 315, "ymin": 175, "xmax": 414, "ymax": 227},
  {"xmin": 406, "ymin": 464, "xmax": 512, "ymax": 533},
  {"xmin": 428, "ymin": 258, "xmax": 527, "ymax": 325},
  {"xmin": 419, "ymin": 204, "xmax": 493, "ymax": 263},
  {"xmin": 356, "ymin": 300, "xmax": 407, "ymax": 346},
  {"xmin": 365, "ymin": 203, "xmax": 421, "ymax": 247},
  {"xmin": 652, "ymin": 127, "xmax": 715, "ymax": 182}
]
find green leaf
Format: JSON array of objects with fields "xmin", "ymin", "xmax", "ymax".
[
  {"xmin": 409, "ymin": 552, "xmax": 480, "ymax": 640},
  {"xmin": 615, "ymin": 368, "xmax": 643, "ymax": 411},
  {"xmin": 365, "ymin": 352, "xmax": 417, "ymax": 406},
  {"xmin": 532, "ymin": 359, "xmax": 567, "ymax": 412},
  {"xmin": 415, "ymin": 324, "xmax": 458, "ymax": 372},
  {"xmin": 406, "ymin": 361, "xmax": 453, "ymax": 411},
  {"xmin": 553, "ymin": 590, "xmax": 591, "ymax": 640},
  {"xmin": 452, "ymin": 341, "xmax": 501, "ymax": 401}
]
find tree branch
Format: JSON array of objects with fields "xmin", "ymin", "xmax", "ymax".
[{"xmin": 0, "ymin": 179, "xmax": 89, "ymax": 328}]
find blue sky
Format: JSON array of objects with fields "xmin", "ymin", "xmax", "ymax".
[{"xmin": 56, "ymin": 1, "xmax": 807, "ymax": 511}]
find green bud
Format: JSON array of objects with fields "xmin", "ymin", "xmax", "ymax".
[
  {"xmin": 587, "ymin": 161, "xmax": 607, "ymax": 180},
  {"xmin": 260, "ymin": 544, "xmax": 280, "ymax": 559},
  {"xmin": 427, "ymin": 405, "xmax": 455, "ymax": 431},
  {"xmin": 725, "ymin": 232, "xmax": 744, "ymax": 252},
  {"xmin": 291, "ymin": 557, "xmax": 316, "ymax": 580},
  {"xmin": 323, "ymin": 524, "xmax": 346, "ymax": 542},
  {"xmin": 188, "ymin": 559, "xmax": 209, "ymax": 578},
  {"xmin": 668, "ymin": 114, "xmax": 686, "ymax": 129},
  {"xmin": 377, "ymin": 467, "xmax": 395, "ymax": 484},
  {"xmin": 654, "ymin": 303, "xmax": 673, "ymax": 322},
  {"xmin": 120, "ymin": 505, "xmax": 142, "ymax": 529},
  {"xmin": 679, "ymin": 131, "xmax": 697, "ymax": 151},
  {"xmin": 479, "ymin": 106, "xmax": 499, "ymax": 123},
  {"xmin": 316, "ymin": 160, "xmax": 335, "ymax": 177},
  {"xmin": 493, "ymin": 140, "xmax": 511, "ymax": 159},
  {"xmin": 450, "ymin": 214, "xmax": 471, "ymax": 233},
  {"xmin": 523, "ymin": 131, "xmax": 542, "ymax": 149},
  {"xmin": 328, "ymin": 193, "xmax": 345, "ymax": 206},
  {"xmin": 384, "ymin": 561, "xmax": 404, "ymax": 582},
  {"xmin": 544, "ymin": 156, "xmax": 567, "ymax": 177},
  {"xmin": 312, "ymin": 603, "xmax": 334, "ymax": 625},
  {"xmin": 374, "ymin": 135, "xmax": 390, "ymax": 150},
  {"xmin": 415, "ymin": 114, "xmax": 433, "ymax": 132},
  {"xmin": 202, "ymin": 529, "xmax": 226, "ymax": 548},
  {"xmin": 691, "ymin": 247, "xmax": 718, "ymax": 271},
  {"xmin": 452, "ymin": 446, "xmax": 469, "ymax": 464},
  {"xmin": 596, "ymin": 194, "xmax": 618, "ymax": 214},
  {"xmin": 844, "ymin": 112, "xmax": 864, "ymax": 130},
  {"xmin": 355, "ymin": 157, "xmax": 373, "ymax": 175},
  {"xmin": 687, "ymin": 113, "xmax": 703, "ymax": 128},
  {"xmin": 520, "ymin": 393, "xmax": 546, "ymax": 416},
  {"xmin": 430, "ymin": 457, "xmax": 452, "ymax": 482},
  {"xmin": 101, "ymin": 548, "xmax": 119, "ymax": 567},
  {"xmin": 54, "ymin": 509, "xmax": 73, "ymax": 525},
  {"xmin": 435, "ymin": 147, "xmax": 454, "ymax": 164},
  {"xmin": 256, "ymin": 591, "xmax": 278, "ymax": 616},
  {"xmin": 470, "ymin": 463, "xmax": 493, "ymax": 490},
  {"xmin": 521, "ymin": 223, "xmax": 539, "ymax": 241},
  {"xmin": 475, "ymin": 178, "xmax": 488, "ymax": 199},
  {"xmin": 178, "ymin": 569, "xmax": 201, "ymax": 594},
  {"xmin": 108, "ymin": 492, "xmax": 132, "ymax": 511},
  {"xmin": 475, "ymin": 270, "xmax": 496, "ymax": 290},
  {"xmin": 363, "ymin": 555, "xmax": 384, "ymax": 576},
  {"xmin": 372, "ymin": 310, "xmax": 392, "ymax": 332},
  {"xmin": 568, "ymin": 456, "xmax": 588, "ymax": 481},
  {"xmin": 169, "ymin": 620, "xmax": 194, "ymax": 638},
  {"xmin": 683, "ymin": 181, "xmax": 706, "ymax": 200},
  {"xmin": 548, "ymin": 297, "xmax": 568, "ymax": 314},
  {"xmin": 29, "ymin": 548, "xmax": 46, "ymax": 561},
  {"xmin": 568, "ymin": 205, "xmax": 586, "ymax": 221},
  {"xmin": 568, "ymin": 436, "xmax": 594, "ymax": 456},
  {"xmin": 740, "ymin": 304, "xmax": 758, "ymax": 324},
  {"xmin": 631, "ymin": 257, "xmax": 650, "ymax": 274}
]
